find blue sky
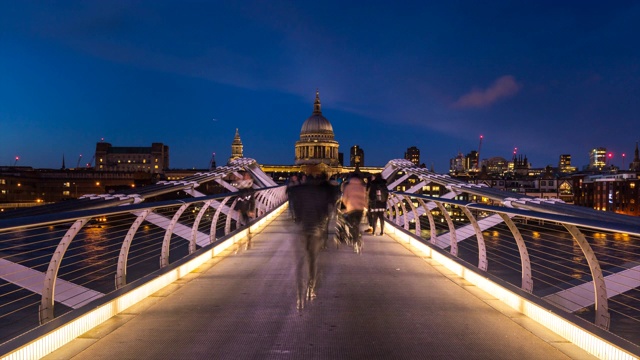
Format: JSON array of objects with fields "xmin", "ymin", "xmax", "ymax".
[{"xmin": 1, "ymin": 1, "xmax": 639, "ymax": 172}]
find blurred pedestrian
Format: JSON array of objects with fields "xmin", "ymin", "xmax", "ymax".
[
  {"xmin": 341, "ymin": 173, "xmax": 367, "ymax": 253},
  {"xmin": 288, "ymin": 179, "xmax": 334, "ymax": 309},
  {"xmin": 234, "ymin": 172, "xmax": 255, "ymax": 227}
]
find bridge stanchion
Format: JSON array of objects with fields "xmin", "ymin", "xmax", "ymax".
[
  {"xmin": 403, "ymin": 195, "xmax": 421, "ymax": 237},
  {"xmin": 160, "ymin": 203, "xmax": 190, "ymax": 268},
  {"xmin": 191, "ymin": 200, "xmax": 213, "ymax": 254},
  {"xmin": 416, "ymin": 198, "xmax": 437, "ymax": 245},
  {"xmin": 460, "ymin": 206, "xmax": 487, "ymax": 271},
  {"xmin": 40, "ymin": 218, "xmax": 90, "ymax": 324},
  {"xmin": 434, "ymin": 202, "xmax": 458, "ymax": 256},
  {"xmin": 497, "ymin": 213, "xmax": 533, "ymax": 293},
  {"xmin": 563, "ymin": 224, "xmax": 611, "ymax": 330},
  {"xmin": 210, "ymin": 197, "xmax": 232, "ymax": 243},
  {"xmin": 116, "ymin": 209, "xmax": 151, "ymax": 289}
]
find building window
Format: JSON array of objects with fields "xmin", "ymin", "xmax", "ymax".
[
  {"xmin": 63, "ymin": 190, "xmax": 70, "ymax": 196},
  {"xmin": 63, "ymin": 182, "xmax": 70, "ymax": 188},
  {"xmin": 0, "ymin": 179, "xmax": 5, "ymax": 185}
]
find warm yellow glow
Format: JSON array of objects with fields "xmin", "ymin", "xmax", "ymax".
[
  {"xmin": 95, "ymin": 182, "xmax": 100, "ymax": 186},
  {"xmin": 613, "ymin": 233, "xmax": 630, "ymax": 242},
  {"xmin": 131, "ymin": 184, "xmax": 135, "ymax": 188}
]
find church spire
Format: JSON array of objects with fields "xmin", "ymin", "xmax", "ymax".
[
  {"xmin": 228, "ymin": 128, "xmax": 244, "ymax": 164},
  {"xmin": 313, "ymin": 89, "xmax": 322, "ymax": 114}
]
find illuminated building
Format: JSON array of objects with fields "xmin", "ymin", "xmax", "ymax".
[
  {"xmin": 573, "ymin": 173, "xmax": 640, "ymax": 216},
  {"xmin": 260, "ymin": 90, "xmax": 381, "ymax": 180},
  {"xmin": 558, "ymin": 154, "xmax": 577, "ymax": 173},
  {"xmin": 404, "ymin": 146, "xmax": 420, "ymax": 166},
  {"xmin": 589, "ymin": 147, "xmax": 607, "ymax": 170},
  {"xmin": 228, "ymin": 128, "xmax": 244, "ymax": 164},
  {"xmin": 350, "ymin": 145, "xmax": 364, "ymax": 167},
  {"xmin": 294, "ymin": 90, "xmax": 340, "ymax": 174},
  {"xmin": 95, "ymin": 142, "xmax": 169, "ymax": 174}
]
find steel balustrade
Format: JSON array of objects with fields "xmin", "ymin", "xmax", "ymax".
[
  {"xmin": 388, "ymin": 191, "xmax": 640, "ymax": 339},
  {"xmin": 0, "ymin": 186, "xmax": 286, "ymax": 344}
]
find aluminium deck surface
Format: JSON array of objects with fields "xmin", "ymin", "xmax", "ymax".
[{"xmin": 45, "ymin": 211, "xmax": 595, "ymax": 359}]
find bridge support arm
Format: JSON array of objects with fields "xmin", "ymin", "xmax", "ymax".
[
  {"xmin": 116, "ymin": 210, "xmax": 151, "ymax": 289},
  {"xmin": 160, "ymin": 203, "xmax": 190, "ymax": 268},
  {"xmin": 460, "ymin": 206, "xmax": 487, "ymax": 271},
  {"xmin": 434, "ymin": 202, "xmax": 458, "ymax": 256},
  {"xmin": 40, "ymin": 218, "xmax": 90, "ymax": 324},
  {"xmin": 563, "ymin": 224, "xmax": 610, "ymax": 330}
]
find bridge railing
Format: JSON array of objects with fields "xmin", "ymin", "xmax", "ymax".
[
  {"xmin": 0, "ymin": 186, "xmax": 286, "ymax": 348},
  {"xmin": 387, "ymin": 191, "xmax": 640, "ymax": 349}
]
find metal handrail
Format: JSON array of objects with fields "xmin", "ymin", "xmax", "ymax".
[
  {"xmin": 388, "ymin": 191, "xmax": 640, "ymax": 343},
  {"xmin": 0, "ymin": 186, "xmax": 286, "ymax": 344}
]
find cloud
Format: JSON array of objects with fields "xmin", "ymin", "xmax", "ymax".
[{"xmin": 453, "ymin": 75, "xmax": 522, "ymax": 108}]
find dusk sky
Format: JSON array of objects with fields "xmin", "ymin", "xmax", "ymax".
[{"xmin": 1, "ymin": 1, "xmax": 639, "ymax": 172}]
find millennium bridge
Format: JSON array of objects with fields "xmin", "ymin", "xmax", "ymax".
[{"xmin": 0, "ymin": 158, "xmax": 639, "ymax": 359}]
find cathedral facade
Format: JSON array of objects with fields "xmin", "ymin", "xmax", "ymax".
[{"xmin": 294, "ymin": 90, "xmax": 341, "ymax": 174}]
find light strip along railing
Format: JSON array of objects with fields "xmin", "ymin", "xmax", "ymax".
[
  {"xmin": 0, "ymin": 186, "xmax": 286, "ymax": 347},
  {"xmin": 389, "ymin": 191, "xmax": 640, "ymax": 348}
]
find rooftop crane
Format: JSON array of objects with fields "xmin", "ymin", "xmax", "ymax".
[
  {"xmin": 76, "ymin": 154, "xmax": 83, "ymax": 169},
  {"xmin": 86, "ymin": 154, "xmax": 95, "ymax": 168}
]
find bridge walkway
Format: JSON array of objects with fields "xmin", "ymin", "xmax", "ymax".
[{"xmin": 44, "ymin": 210, "xmax": 596, "ymax": 359}]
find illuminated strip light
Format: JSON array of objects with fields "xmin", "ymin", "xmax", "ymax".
[
  {"xmin": 385, "ymin": 221, "xmax": 640, "ymax": 360},
  {"xmin": 0, "ymin": 203, "xmax": 287, "ymax": 360}
]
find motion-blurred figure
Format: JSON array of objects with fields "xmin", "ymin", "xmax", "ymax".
[
  {"xmin": 341, "ymin": 173, "xmax": 367, "ymax": 253},
  {"xmin": 288, "ymin": 178, "xmax": 334, "ymax": 309}
]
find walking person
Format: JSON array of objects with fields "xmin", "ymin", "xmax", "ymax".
[
  {"xmin": 286, "ymin": 174, "xmax": 300, "ymax": 221},
  {"xmin": 368, "ymin": 174, "xmax": 389, "ymax": 236},
  {"xmin": 341, "ymin": 173, "xmax": 367, "ymax": 253},
  {"xmin": 288, "ymin": 179, "xmax": 334, "ymax": 309},
  {"xmin": 234, "ymin": 172, "xmax": 255, "ymax": 227}
]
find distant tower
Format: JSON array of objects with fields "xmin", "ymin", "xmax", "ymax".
[
  {"xmin": 210, "ymin": 153, "xmax": 217, "ymax": 171},
  {"xmin": 228, "ymin": 128, "xmax": 244, "ymax": 164},
  {"xmin": 589, "ymin": 147, "xmax": 606, "ymax": 170},
  {"xmin": 558, "ymin": 154, "xmax": 576, "ymax": 173},
  {"xmin": 350, "ymin": 145, "xmax": 364, "ymax": 167},
  {"xmin": 404, "ymin": 146, "xmax": 420, "ymax": 166},
  {"xmin": 61, "ymin": 154, "xmax": 66, "ymax": 170},
  {"xmin": 630, "ymin": 142, "xmax": 640, "ymax": 171}
]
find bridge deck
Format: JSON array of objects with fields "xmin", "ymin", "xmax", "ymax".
[{"xmin": 45, "ymin": 211, "xmax": 595, "ymax": 359}]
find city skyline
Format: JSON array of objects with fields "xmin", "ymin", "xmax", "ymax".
[{"xmin": 2, "ymin": 1, "xmax": 639, "ymax": 172}]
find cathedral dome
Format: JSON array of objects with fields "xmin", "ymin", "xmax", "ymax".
[
  {"xmin": 294, "ymin": 90, "xmax": 340, "ymax": 167},
  {"xmin": 301, "ymin": 113, "xmax": 334, "ymax": 135},
  {"xmin": 300, "ymin": 90, "xmax": 335, "ymax": 139}
]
